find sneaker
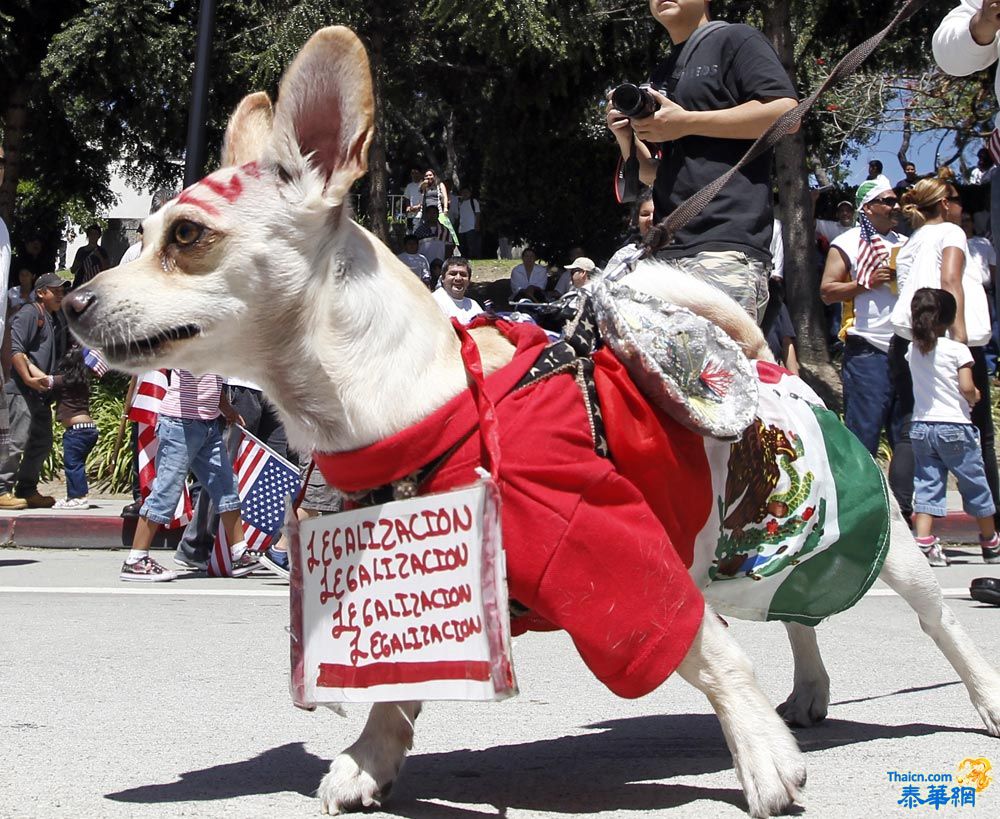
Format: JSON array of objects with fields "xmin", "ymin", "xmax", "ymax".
[
  {"xmin": 0, "ymin": 492, "xmax": 27, "ymax": 510},
  {"xmin": 981, "ymin": 533, "xmax": 1000, "ymax": 565},
  {"xmin": 54, "ymin": 497, "xmax": 89, "ymax": 509},
  {"xmin": 918, "ymin": 538, "xmax": 950, "ymax": 567},
  {"xmin": 173, "ymin": 553, "xmax": 208, "ymax": 572},
  {"xmin": 21, "ymin": 493, "xmax": 56, "ymax": 509},
  {"xmin": 259, "ymin": 547, "xmax": 290, "ymax": 580},
  {"xmin": 119, "ymin": 556, "xmax": 177, "ymax": 582},
  {"xmin": 229, "ymin": 551, "xmax": 261, "ymax": 578}
]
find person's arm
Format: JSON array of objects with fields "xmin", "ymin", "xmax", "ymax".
[
  {"xmin": 474, "ymin": 201, "xmax": 481, "ymax": 231},
  {"xmin": 782, "ymin": 336, "xmax": 799, "ymax": 375},
  {"xmin": 820, "ymin": 246, "xmax": 867, "ymax": 303},
  {"xmin": 958, "ymin": 361, "xmax": 980, "ymax": 407},
  {"xmin": 933, "ymin": 1, "xmax": 1000, "ymax": 75},
  {"xmin": 606, "ymin": 102, "xmax": 660, "ymax": 186},
  {"xmin": 941, "ymin": 245, "xmax": 968, "ymax": 342},
  {"xmin": 438, "ymin": 183, "xmax": 449, "ymax": 214},
  {"xmin": 219, "ymin": 390, "xmax": 245, "ymax": 427},
  {"xmin": 8, "ymin": 309, "xmax": 48, "ymax": 392},
  {"xmin": 630, "ymin": 92, "xmax": 799, "ymax": 143}
]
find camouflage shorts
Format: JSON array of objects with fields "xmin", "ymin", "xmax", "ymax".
[{"xmin": 663, "ymin": 250, "xmax": 771, "ymax": 323}]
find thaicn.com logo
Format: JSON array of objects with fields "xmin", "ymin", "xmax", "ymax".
[{"xmin": 888, "ymin": 758, "xmax": 992, "ymax": 809}]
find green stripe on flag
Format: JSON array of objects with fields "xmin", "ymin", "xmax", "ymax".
[{"xmin": 766, "ymin": 405, "xmax": 890, "ymax": 626}]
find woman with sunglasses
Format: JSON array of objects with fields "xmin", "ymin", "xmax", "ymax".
[{"xmin": 890, "ymin": 176, "xmax": 1000, "ymax": 558}]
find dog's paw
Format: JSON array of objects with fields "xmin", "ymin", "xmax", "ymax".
[
  {"xmin": 972, "ymin": 685, "xmax": 1000, "ymax": 737},
  {"xmin": 777, "ymin": 680, "xmax": 829, "ymax": 728},
  {"xmin": 733, "ymin": 713, "xmax": 808, "ymax": 818},
  {"xmin": 318, "ymin": 752, "xmax": 395, "ymax": 814}
]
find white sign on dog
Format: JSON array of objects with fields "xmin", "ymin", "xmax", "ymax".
[{"xmin": 289, "ymin": 481, "xmax": 517, "ymax": 705}]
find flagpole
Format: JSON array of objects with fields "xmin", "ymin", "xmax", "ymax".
[
  {"xmin": 184, "ymin": 0, "xmax": 217, "ymax": 188},
  {"xmin": 110, "ymin": 375, "xmax": 138, "ymax": 481}
]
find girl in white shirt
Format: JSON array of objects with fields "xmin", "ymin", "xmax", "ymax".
[{"xmin": 907, "ymin": 288, "xmax": 999, "ymax": 566}]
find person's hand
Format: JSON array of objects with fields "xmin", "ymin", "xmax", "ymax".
[
  {"xmin": 868, "ymin": 267, "xmax": 893, "ymax": 288},
  {"xmin": 970, "ymin": 387, "xmax": 982, "ymax": 409},
  {"xmin": 222, "ymin": 409, "xmax": 245, "ymax": 427},
  {"xmin": 972, "ymin": 2, "xmax": 1000, "ymax": 45},
  {"xmin": 605, "ymin": 98, "xmax": 631, "ymax": 137},
  {"xmin": 26, "ymin": 374, "xmax": 50, "ymax": 393},
  {"xmin": 629, "ymin": 88, "xmax": 691, "ymax": 143}
]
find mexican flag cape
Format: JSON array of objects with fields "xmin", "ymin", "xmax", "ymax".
[{"xmin": 596, "ymin": 353, "xmax": 891, "ymax": 627}]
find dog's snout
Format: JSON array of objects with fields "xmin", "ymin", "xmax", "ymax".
[{"xmin": 63, "ymin": 289, "xmax": 96, "ymax": 319}]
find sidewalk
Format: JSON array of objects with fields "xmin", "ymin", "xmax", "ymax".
[{"xmin": 0, "ymin": 488, "xmax": 985, "ymax": 550}]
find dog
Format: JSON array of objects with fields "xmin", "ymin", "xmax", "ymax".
[{"xmin": 64, "ymin": 26, "xmax": 1000, "ymax": 817}]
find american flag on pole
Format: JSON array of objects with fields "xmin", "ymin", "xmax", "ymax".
[
  {"xmin": 127, "ymin": 370, "xmax": 192, "ymax": 529},
  {"xmin": 82, "ymin": 347, "xmax": 109, "ymax": 377},
  {"xmin": 855, "ymin": 210, "xmax": 889, "ymax": 290},
  {"xmin": 209, "ymin": 427, "xmax": 301, "ymax": 577}
]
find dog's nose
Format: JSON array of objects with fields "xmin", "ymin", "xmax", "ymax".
[{"xmin": 63, "ymin": 289, "xmax": 96, "ymax": 319}]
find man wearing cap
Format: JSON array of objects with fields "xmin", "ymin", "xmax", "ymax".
[
  {"xmin": 815, "ymin": 200, "xmax": 856, "ymax": 244},
  {"xmin": 0, "ymin": 274, "xmax": 68, "ymax": 509},
  {"xmin": 563, "ymin": 256, "xmax": 598, "ymax": 291},
  {"xmin": 820, "ymin": 180, "xmax": 911, "ymax": 514}
]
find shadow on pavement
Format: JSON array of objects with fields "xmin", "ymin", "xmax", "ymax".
[
  {"xmin": 104, "ymin": 742, "xmax": 327, "ymax": 802},
  {"xmin": 102, "ymin": 712, "xmax": 981, "ymax": 815},
  {"xmin": 0, "ymin": 559, "xmax": 38, "ymax": 567},
  {"xmin": 831, "ymin": 680, "xmax": 961, "ymax": 707}
]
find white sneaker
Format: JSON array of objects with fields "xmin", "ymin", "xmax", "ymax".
[
  {"xmin": 54, "ymin": 497, "xmax": 89, "ymax": 509},
  {"xmin": 919, "ymin": 538, "xmax": 950, "ymax": 567}
]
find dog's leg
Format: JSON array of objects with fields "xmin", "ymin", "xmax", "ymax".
[
  {"xmin": 318, "ymin": 701, "xmax": 422, "ymax": 814},
  {"xmin": 677, "ymin": 603, "xmax": 807, "ymax": 818},
  {"xmin": 879, "ymin": 497, "xmax": 1000, "ymax": 736},
  {"xmin": 776, "ymin": 622, "xmax": 831, "ymax": 727}
]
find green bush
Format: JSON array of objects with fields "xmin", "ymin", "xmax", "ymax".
[{"xmin": 42, "ymin": 373, "xmax": 134, "ymax": 494}]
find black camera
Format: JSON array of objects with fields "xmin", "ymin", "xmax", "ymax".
[{"xmin": 611, "ymin": 83, "xmax": 660, "ymax": 119}]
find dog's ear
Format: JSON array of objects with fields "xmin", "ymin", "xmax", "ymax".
[
  {"xmin": 222, "ymin": 92, "xmax": 273, "ymax": 167},
  {"xmin": 267, "ymin": 26, "xmax": 374, "ymax": 201}
]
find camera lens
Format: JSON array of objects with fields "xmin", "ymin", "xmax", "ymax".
[{"xmin": 611, "ymin": 84, "xmax": 643, "ymax": 118}]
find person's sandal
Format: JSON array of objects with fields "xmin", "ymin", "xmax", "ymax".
[{"xmin": 970, "ymin": 577, "xmax": 1000, "ymax": 606}]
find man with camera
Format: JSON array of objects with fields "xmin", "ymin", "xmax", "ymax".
[{"xmin": 607, "ymin": 0, "xmax": 797, "ymax": 322}]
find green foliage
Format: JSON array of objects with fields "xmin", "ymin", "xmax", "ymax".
[{"xmin": 41, "ymin": 374, "xmax": 133, "ymax": 494}]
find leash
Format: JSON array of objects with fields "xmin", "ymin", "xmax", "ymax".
[{"xmin": 633, "ymin": 0, "xmax": 933, "ymax": 260}]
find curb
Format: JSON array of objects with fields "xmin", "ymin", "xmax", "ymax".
[{"xmin": 1, "ymin": 514, "xmax": 183, "ymax": 550}]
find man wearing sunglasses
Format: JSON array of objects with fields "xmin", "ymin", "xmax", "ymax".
[{"xmin": 820, "ymin": 179, "xmax": 911, "ymax": 513}]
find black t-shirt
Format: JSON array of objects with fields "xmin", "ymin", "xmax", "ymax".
[{"xmin": 648, "ymin": 24, "xmax": 796, "ymax": 263}]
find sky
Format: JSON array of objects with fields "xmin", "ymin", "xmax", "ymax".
[{"xmin": 842, "ymin": 122, "xmax": 985, "ymax": 186}]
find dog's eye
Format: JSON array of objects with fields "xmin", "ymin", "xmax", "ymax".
[{"xmin": 171, "ymin": 220, "xmax": 205, "ymax": 247}]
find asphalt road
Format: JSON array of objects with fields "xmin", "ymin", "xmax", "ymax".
[{"xmin": 1, "ymin": 546, "xmax": 998, "ymax": 819}]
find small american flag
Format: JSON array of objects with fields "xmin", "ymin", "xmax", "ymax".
[
  {"xmin": 210, "ymin": 427, "xmax": 301, "ymax": 577},
  {"xmin": 82, "ymin": 347, "xmax": 108, "ymax": 377},
  {"xmin": 855, "ymin": 210, "xmax": 889, "ymax": 290}
]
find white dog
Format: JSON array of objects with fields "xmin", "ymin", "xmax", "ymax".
[{"xmin": 64, "ymin": 26, "xmax": 1000, "ymax": 818}]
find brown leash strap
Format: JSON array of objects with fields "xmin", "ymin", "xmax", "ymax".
[{"xmin": 642, "ymin": 0, "xmax": 933, "ymax": 255}]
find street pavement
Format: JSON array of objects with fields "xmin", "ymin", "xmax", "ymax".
[{"xmin": 1, "ymin": 546, "xmax": 998, "ymax": 819}]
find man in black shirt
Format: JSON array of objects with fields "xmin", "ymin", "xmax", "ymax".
[
  {"xmin": 0, "ymin": 274, "xmax": 68, "ymax": 508},
  {"xmin": 607, "ymin": 0, "xmax": 797, "ymax": 322}
]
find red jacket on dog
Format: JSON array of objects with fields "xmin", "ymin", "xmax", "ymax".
[{"xmin": 315, "ymin": 319, "xmax": 705, "ymax": 699}]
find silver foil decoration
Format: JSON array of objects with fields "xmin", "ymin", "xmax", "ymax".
[{"xmin": 590, "ymin": 277, "xmax": 758, "ymax": 441}]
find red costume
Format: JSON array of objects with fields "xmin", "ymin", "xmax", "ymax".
[{"xmin": 315, "ymin": 320, "xmax": 704, "ymax": 699}]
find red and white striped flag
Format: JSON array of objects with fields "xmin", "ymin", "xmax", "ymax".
[
  {"xmin": 855, "ymin": 210, "xmax": 889, "ymax": 290},
  {"xmin": 209, "ymin": 427, "xmax": 301, "ymax": 577},
  {"xmin": 127, "ymin": 370, "xmax": 192, "ymax": 529}
]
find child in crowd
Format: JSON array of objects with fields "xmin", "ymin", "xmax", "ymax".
[
  {"xmin": 50, "ymin": 347, "xmax": 99, "ymax": 509},
  {"xmin": 907, "ymin": 288, "xmax": 1000, "ymax": 567}
]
